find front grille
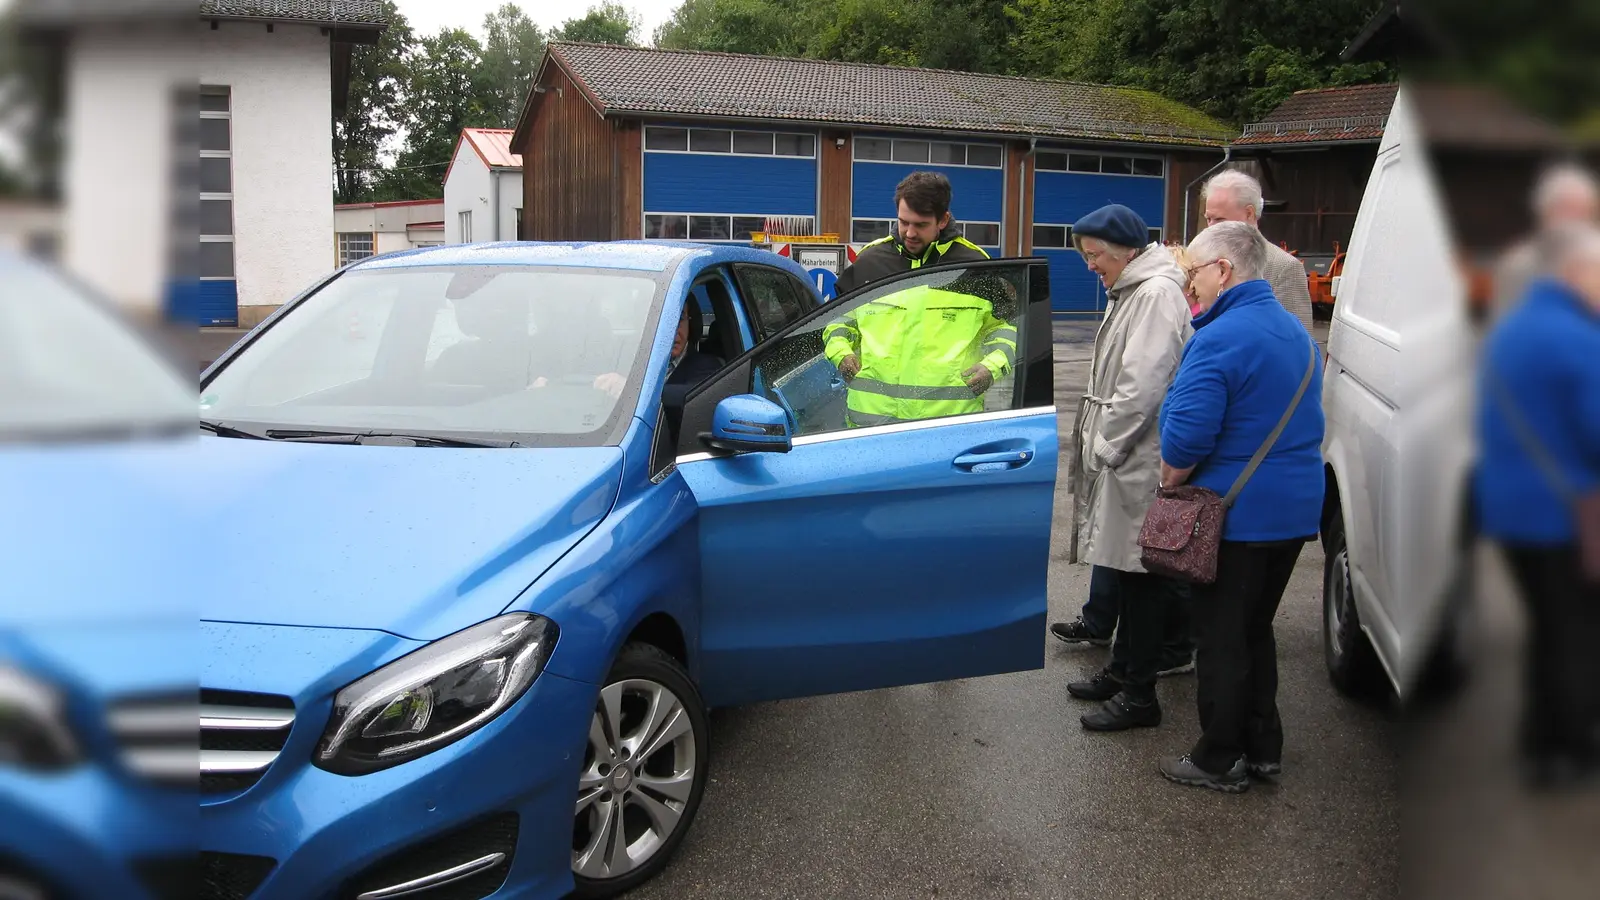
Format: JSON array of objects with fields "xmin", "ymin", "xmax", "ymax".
[
  {"xmin": 109, "ymin": 692, "xmax": 198, "ymax": 788},
  {"xmin": 200, "ymin": 852, "xmax": 276, "ymax": 900},
  {"xmin": 132, "ymin": 855, "xmax": 196, "ymax": 900},
  {"xmin": 342, "ymin": 814, "xmax": 518, "ymax": 900},
  {"xmin": 200, "ymin": 689, "xmax": 294, "ymax": 795}
]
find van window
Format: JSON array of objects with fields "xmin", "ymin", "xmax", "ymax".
[{"xmin": 1340, "ymin": 155, "xmax": 1401, "ymax": 327}]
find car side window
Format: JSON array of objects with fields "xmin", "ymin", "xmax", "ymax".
[
  {"xmin": 732, "ymin": 264, "xmax": 814, "ymax": 342},
  {"xmin": 751, "ymin": 262, "xmax": 1034, "ymax": 437}
]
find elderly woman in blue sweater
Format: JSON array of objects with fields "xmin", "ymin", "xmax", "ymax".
[{"xmin": 1156, "ymin": 221, "xmax": 1326, "ymax": 793}]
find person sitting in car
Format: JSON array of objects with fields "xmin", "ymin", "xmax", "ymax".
[{"xmin": 592, "ymin": 301, "xmax": 723, "ymax": 439}]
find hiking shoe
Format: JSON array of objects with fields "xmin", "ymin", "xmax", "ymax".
[
  {"xmin": 1050, "ymin": 618, "xmax": 1112, "ymax": 647},
  {"xmin": 1157, "ymin": 654, "xmax": 1195, "ymax": 677},
  {"xmin": 1160, "ymin": 755, "xmax": 1250, "ymax": 793},
  {"xmin": 1080, "ymin": 692, "xmax": 1161, "ymax": 732},
  {"xmin": 1067, "ymin": 669, "xmax": 1122, "ymax": 702}
]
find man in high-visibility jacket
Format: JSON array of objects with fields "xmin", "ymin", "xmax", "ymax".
[
  {"xmin": 834, "ymin": 171, "xmax": 991, "ymax": 295},
  {"xmin": 823, "ymin": 273, "xmax": 1018, "ymax": 427}
]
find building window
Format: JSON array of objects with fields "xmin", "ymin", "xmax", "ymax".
[
  {"xmin": 851, "ymin": 218, "xmax": 893, "ymax": 243},
  {"xmin": 338, "ymin": 232, "xmax": 375, "ymax": 266},
  {"xmin": 962, "ymin": 222, "xmax": 1001, "ymax": 247},
  {"xmin": 854, "ymin": 137, "xmax": 1004, "ymax": 169},
  {"xmin": 1034, "ymin": 151, "xmax": 1164, "ymax": 178},
  {"xmin": 515, "ymin": 207, "xmax": 523, "ymax": 239},
  {"xmin": 1032, "ymin": 224, "xmax": 1071, "ymax": 249},
  {"xmin": 646, "ymin": 213, "xmax": 814, "ymax": 241},
  {"xmin": 199, "ymin": 85, "xmax": 235, "ymax": 283},
  {"xmin": 644, "ymin": 126, "xmax": 816, "ymax": 158},
  {"xmin": 459, "ymin": 210, "xmax": 472, "ymax": 243}
]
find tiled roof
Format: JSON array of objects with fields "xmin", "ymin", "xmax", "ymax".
[
  {"xmin": 1408, "ymin": 82, "xmax": 1570, "ymax": 150},
  {"xmin": 529, "ymin": 42, "xmax": 1233, "ymax": 148},
  {"xmin": 199, "ymin": 0, "xmax": 389, "ymax": 27},
  {"xmin": 1235, "ymin": 83, "xmax": 1399, "ymax": 146},
  {"xmin": 464, "ymin": 129, "xmax": 523, "ymax": 169}
]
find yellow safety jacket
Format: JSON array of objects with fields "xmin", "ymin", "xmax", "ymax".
[{"xmin": 822, "ymin": 283, "xmax": 1018, "ymax": 428}]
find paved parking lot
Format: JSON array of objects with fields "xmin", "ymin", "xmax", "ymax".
[{"xmin": 627, "ymin": 317, "xmax": 1397, "ymax": 900}]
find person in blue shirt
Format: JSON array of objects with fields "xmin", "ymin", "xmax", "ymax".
[
  {"xmin": 1156, "ymin": 221, "xmax": 1326, "ymax": 793},
  {"xmin": 1476, "ymin": 223, "xmax": 1600, "ymax": 789}
]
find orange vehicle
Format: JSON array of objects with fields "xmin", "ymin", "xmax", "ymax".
[{"xmin": 1308, "ymin": 242, "xmax": 1346, "ymax": 312}]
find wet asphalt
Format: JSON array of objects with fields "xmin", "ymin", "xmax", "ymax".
[{"xmin": 627, "ymin": 318, "xmax": 1399, "ymax": 900}]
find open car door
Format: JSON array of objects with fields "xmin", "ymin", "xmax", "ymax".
[{"xmin": 674, "ymin": 259, "xmax": 1057, "ymax": 706}]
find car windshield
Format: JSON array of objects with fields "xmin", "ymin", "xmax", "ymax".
[
  {"xmin": 0, "ymin": 258, "xmax": 194, "ymax": 441},
  {"xmin": 200, "ymin": 265, "xmax": 665, "ymax": 446}
]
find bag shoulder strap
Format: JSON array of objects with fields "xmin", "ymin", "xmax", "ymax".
[
  {"xmin": 1488, "ymin": 369, "xmax": 1577, "ymax": 504},
  {"xmin": 1222, "ymin": 338, "xmax": 1318, "ymax": 508}
]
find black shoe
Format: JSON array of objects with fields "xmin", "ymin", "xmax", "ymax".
[
  {"xmin": 1067, "ymin": 669, "xmax": 1122, "ymax": 702},
  {"xmin": 1051, "ymin": 618, "xmax": 1111, "ymax": 647},
  {"xmin": 1157, "ymin": 653, "xmax": 1195, "ymax": 677},
  {"xmin": 1160, "ymin": 754, "xmax": 1250, "ymax": 793},
  {"xmin": 1080, "ymin": 692, "xmax": 1161, "ymax": 731}
]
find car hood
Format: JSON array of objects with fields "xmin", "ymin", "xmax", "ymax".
[{"xmin": 197, "ymin": 438, "xmax": 623, "ymax": 640}]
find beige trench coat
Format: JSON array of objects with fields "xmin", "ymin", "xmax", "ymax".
[{"xmin": 1067, "ymin": 244, "xmax": 1194, "ymax": 572}]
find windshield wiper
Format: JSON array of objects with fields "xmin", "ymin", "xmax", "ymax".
[
  {"xmin": 262, "ymin": 429, "xmax": 520, "ymax": 448},
  {"xmin": 199, "ymin": 419, "xmax": 267, "ymax": 439}
]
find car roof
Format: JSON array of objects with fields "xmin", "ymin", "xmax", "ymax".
[{"xmin": 350, "ymin": 240, "xmax": 812, "ymax": 278}]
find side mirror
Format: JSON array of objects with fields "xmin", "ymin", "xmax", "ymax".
[{"xmin": 702, "ymin": 394, "xmax": 792, "ymax": 454}]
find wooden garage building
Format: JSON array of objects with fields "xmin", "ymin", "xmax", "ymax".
[{"xmin": 510, "ymin": 42, "xmax": 1234, "ymax": 313}]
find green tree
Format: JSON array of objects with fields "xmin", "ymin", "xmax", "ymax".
[
  {"xmin": 480, "ymin": 3, "xmax": 545, "ymax": 127},
  {"xmin": 653, "ymin": 0, "xmax": 801, "ymax": 55},
  {"xmin": 380, "ymin": 28, "xmax": 498, "ymax": 199},
  {"xmin": 550, "ymin": 2, "xmax": 641, "ymax": 45},
  {"xmin": 333, "ymin": 0, "xmax": 413, "ymax": 204}
]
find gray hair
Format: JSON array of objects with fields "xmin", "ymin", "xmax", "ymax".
[
  {"xmin": 1533, "ymin": 163, "xmax": 1599, "ymax": 220},
  {"xmin": 1203, "ymin": 169, "xmax": 1266, "ymax": 218},
  {"xmin": 1188, "ymin": 221, "xmax": 1269, "ymax": 283}
]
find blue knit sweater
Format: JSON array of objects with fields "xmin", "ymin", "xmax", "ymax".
[
  {"xmin": 1476, "ymin": 278, "xmax": 1600, "ymax": 544},
  {"xmin": 1160, "ymin": 279, "xmax": 1326, "ymax": 541}
]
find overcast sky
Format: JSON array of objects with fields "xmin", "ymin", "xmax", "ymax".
[{"xmin": 394, "ymin": 0, "xmax": 680, "ymax": 44}]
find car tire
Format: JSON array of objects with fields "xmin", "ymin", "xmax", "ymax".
[
  {"xmin": 1323, "ymin": 515, "xmax": 1386, "ymax": 699},
  {"xmin": 571, "ymin": 643, "xmax": 709, "ymax": 899}
]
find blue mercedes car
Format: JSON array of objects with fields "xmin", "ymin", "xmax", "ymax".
[{"xmin": 197, "ymin": 241, "xmax": 1058, "ymax": 899}]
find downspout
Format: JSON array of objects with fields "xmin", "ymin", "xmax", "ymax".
[
  {"xmin": 491, "ymin": 168, "xmax": 502, "ymax": 241},
  {"xmin": 1015, "ymin": 137, "xmax": 1037, "ymax": 256},
  {"xmin": 1182, "ymin": 145, "xmax": 1232, "ymax": 243}
]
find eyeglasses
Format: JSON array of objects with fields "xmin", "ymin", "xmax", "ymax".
[{"xmin": 1183, "ymin": 258, "xmax": 1227, "ymax": 280}]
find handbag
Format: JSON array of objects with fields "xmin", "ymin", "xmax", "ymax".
[
  {"xmin": 1488, "ymin": 371, "xmax": 1600, "ymax": 583},
  {"xmin": 1138, "ymin": 341, "xmax": 1318, "ymax": 584}
]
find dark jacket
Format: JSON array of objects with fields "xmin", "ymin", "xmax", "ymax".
[
  {"xmin": 1476, "ymin": 278, "xmax": 1600, "ymax": 544},
  {"xmin": 834, "ymin": 222, "xmax": 990, "ymax": 296},
  {"xmin": 1159, "ymin": 278, "xmax": 1326, "ymax": 542},
  {"xmin": 662, "ymin": 351, "xmax": 724, "ymax": 439}
]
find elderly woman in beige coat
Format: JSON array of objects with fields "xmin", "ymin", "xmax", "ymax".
[{"xmin": 1064, "ymin": 204, "xmax": 1195, "ymax": 732}]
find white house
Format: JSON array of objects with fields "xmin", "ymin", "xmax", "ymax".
[
  {"xmin": 443, "ymin": 128, "xmax": 523, "ymax": 244},
  {"xmin": 333, "ymin": 198, "xmax": 445, "ymax": 265},
  {"xmin": 16, "ymin": 0, "xmax": 388, "ymax": 327}
]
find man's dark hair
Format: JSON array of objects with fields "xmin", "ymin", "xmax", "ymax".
[{"xmin": 895, "ymin": 171, "xmax": 952, "ymax": 219}]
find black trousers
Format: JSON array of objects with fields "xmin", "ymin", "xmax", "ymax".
[
  {"xmin": 1107, "ymin": 569, "xmax": 1188, "ymax": 703},
  {"xmin": 1502, "ymin": 544, "xmax": 1600, "ymax": 765},
  {"xmin": 1189, "ymin": 540, "xmax": 1304, "ymax": 774},
  {"xmin": 1091, "ymin": 565, "xmax": 1195, "ymax": 659}
]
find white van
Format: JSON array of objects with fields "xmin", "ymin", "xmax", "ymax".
[{"xmin": 1319, "ymin": 85, "xmax": 1479, "ymax": 700}]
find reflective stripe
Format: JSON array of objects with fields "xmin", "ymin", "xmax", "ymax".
[
  {"xmin": 988, "ymin": 326, "xmax": 1018, "ymax": 342},
  {"xmin": 849, "ymin": 377, "xmax": 977, "ymax": 401},
  {"xmin": 983, "ymin": 342, "xmax": 1017, "ymax": 366},
  {"xmin": 846, "ymin": 410, "xmax": 907, "ymax": 428}
]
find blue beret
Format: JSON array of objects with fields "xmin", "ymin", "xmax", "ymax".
[{"xmin": 1073, "ymin": 204, "xmax": 1150, "ymax": 250}]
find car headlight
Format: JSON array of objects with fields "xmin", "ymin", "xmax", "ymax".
[
  {"xmin": 314, "ymin": 613, "xmax": 557, "ymax": 776},
  {"xmin": 0, "ymin": 665, "xmax": 82, "ymax": 771}
]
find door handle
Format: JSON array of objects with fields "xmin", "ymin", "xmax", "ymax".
[{"xmin": 953, "ymin": 449, "xmax": 1034, "ymax": 471}]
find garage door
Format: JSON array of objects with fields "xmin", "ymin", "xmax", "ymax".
[
  {"xmin": 848, "ymin": 136, "xmax": 1005, "ymax": 257},
  {"xmin": 642, "ymin": 125, "xmax": 819, "ymax": 243},
  {"xmin": 1030, "ymin": 150, "xmax": 1167, "ymax": 313}
]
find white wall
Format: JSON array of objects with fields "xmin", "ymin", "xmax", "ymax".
[
  {"xmin": 375, "ymin": 232, "xmax": 412, "ymax": 255},
  {"xmin": 443, "ymin": 141, "xmax": 489, "ymax": 244},
  {"xmin": 63, "ymin": 25, "xmax": 193, "ymax": 314},
  {"xmin": 201, "ymin": 21, "xmax": 333, "ymax": 312},
  {"xmin": 498, "ymin": 170, "xmax": 523, "ymax": 241}
]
